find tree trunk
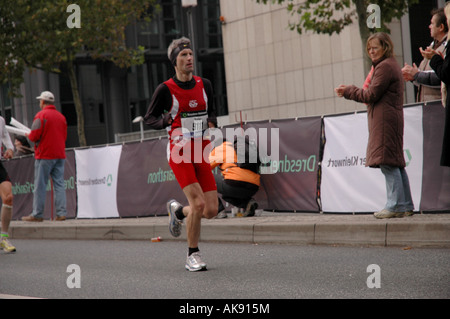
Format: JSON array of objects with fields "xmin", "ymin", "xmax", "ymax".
[
  {"xmin": 354, "ymin": 0, "xmax": 372, "ymax": 75},
  {"xmin": 67, "ymin": 60, "xmax": 87, "ymax": 147}
]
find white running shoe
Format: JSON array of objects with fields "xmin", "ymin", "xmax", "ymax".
[
  {"xmin": 185, "ymin": 252, "xmax": 207, "ymax": 272},
  {"xmin": 167, "ymin": 199, "xmax": 183, "ymax": 237}
]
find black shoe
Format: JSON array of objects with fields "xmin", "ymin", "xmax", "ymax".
[{"xmin": 243, "ymin": 199, "xmax": 258, "ymax": 217}]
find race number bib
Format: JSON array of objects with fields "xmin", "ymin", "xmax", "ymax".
[{"xmin": 180, "ymin": 111, "xmax": 208, "ymax": 138}]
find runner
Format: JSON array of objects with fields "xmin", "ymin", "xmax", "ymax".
[
  {"xmin": 144, "ymin": 37, "xmax": 218, "ymax": 271},
  {"xmin": 0, "ymin": 116, "xmax": 16, "ymax": 253}
]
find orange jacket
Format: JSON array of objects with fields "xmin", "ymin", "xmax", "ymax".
[{"xmin": 209, "ymin": 141, "xmax": 260, "ymax": 186}]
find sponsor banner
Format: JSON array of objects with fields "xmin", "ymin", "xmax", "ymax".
[
  {"xmin": 5, "ymin": 102, "xmax": 448, "ymax": 219},
  {"xmin": 75, "ymin": 145, "xmax": 122, "ymax": 218},
  {"xmin": 118, "ymin": 117, "xmax": 321, "ymax": 215},
  {"xmin": 420, "ymin": 101, "xmax": 450, "ymax": 211},
  {"xmin": 64, "ymin": 150, "xmax": 77, "ymax": 219},
  {"xmin": 244, "ymin": 117, "xmax": 322, "ymax": 211},
  {"xmin": 5, "ymin": 150, "xmax": 77, "ymax": 220},
  {"xmin": 321, "ymin": 105, "xmax": 423, "ymax": 213},
  {"xmin": 5, "ymin": 156, "xmax": 35, "ymax": 219},
  {"xmin": 116, "ymin": 139, "xmax": 185, "ymax": 217}
]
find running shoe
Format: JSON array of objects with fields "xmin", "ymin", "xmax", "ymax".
[
  {"xmin": 374, "ymin": 209, "xmax": 404, "ymax": 219},
  {"xmin": 167, "ymin": 199, "xmax": 183, "ymax": 237},
  {"xmin": 1, "ymin": 237, "xmax": 16, "ymax": 253},
  {"xmin": 185, "ymin": 252, "xmax": 207, "ymax": 272},
  {"xmin": 215, "ymin": 210, "xmax": 228, "ymax": 219}
]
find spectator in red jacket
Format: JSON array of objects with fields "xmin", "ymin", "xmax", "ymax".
[{"xmin": 22, "ymin": 91, "xmax": 68, "ymax": 222}]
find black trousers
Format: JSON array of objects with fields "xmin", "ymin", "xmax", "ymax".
[{"xmin": 215, "ymin": 174, "xmax": 259, "ymax": 210}]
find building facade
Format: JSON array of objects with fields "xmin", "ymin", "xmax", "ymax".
[{"xmin": 219, "ymin": 0, "xmax": 445, "ymax": 126}]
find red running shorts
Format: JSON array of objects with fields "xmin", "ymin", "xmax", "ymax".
[{"xmin": 168, "ymin": 138, "xmax": 217, "ymax": 192}]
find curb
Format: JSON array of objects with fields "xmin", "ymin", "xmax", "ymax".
[{"xmin": 9, "ymin": 217, "xmax": 450, "ymax": 248}]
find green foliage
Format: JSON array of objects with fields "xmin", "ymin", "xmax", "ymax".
[
  {"xmin": 0, "ymin": 0, "xmax": 159, "ymax": 95},
  {"xmin": 255, "ymin": 0, "xmax": 419, "ymax": 35}
]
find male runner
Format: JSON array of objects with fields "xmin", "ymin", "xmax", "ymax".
[
  {"xmin": 144, "ymin": 37, "xmax": 218, "ymax": 271},
  {"xmin": 0, "ymin": 116, "xmax": 16, "ymax": 253}
]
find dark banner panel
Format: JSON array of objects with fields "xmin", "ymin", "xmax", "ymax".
[
  {"xmin": 247, "ymin": 118, "xmax": 322, "ymax": 212},
  {"xmin": 116, "ymin": 139, "xmax": 186, "ymax": 217},
  {"xmin": 420, "ymin": 101, "xmax": 450, "ymax": 211},
  {"xmin": 5, "ymin": 150, "xmax": 77, "ymax": 220}
]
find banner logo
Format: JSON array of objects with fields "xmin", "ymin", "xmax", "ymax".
[
  {"xmin": 107, "ymin": 174, "xmax": 113, "ymax": 187},
  {"xmin": 404, "ymin": 149, "xmax": 412, "ymax": 167}
]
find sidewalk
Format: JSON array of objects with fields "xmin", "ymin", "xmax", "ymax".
[{"xmin": 9, "ymin": 212, "xmax": 450, "ymax": 247}]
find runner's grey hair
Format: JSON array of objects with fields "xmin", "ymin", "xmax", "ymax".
[{"xmin": 167, "ymin": 37, "xmax": 192, "ymax": 66}]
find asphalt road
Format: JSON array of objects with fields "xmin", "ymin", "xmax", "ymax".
[{"xmin": 1, "ymin": 239, "xmax": 449, "ymax": 300}]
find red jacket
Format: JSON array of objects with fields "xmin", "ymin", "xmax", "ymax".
[{"xmin": 28, "ymin": 105, "xmax": 67, "ymax": 159}]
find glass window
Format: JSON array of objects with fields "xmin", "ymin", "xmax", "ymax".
[
  {"xmin": 0, "ymin": 83, "xmax": 12, "ymax": 123},
  {"xmin": 59, "ymin": 70, "xmax": 77, "ymax": 126},
  {"xmin": 202, "ymin": 0, "xmax": 222, "ymax": 48},
  {"xmin": 136, "ymin": 0, "xmax": 183, "ymax": 50}
]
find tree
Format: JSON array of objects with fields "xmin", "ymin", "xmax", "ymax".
[
  {"xmin": 0, "ymin": 0, "xmax": 158, "ymax": 146},
  {"xmin": 255, "ymin": 0, "xmax": 419, "ymax": 72}
]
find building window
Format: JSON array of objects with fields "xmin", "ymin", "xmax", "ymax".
[
  {"xmin": 161, "ymin": 0, "xmax": 183, "ymax": 45},
  {"xmin": 202, "ymin": 0, "xmax": 222, "ymax": 48},
  {"xmin": 59, "ymin": 71, "xmax": 77, "ymax": 126},
  {"xmin": 137, "ymin": 0, "xmax": 183, "ymax": 50},
  {"xmin": 0, "ymin": 83, "xmax": 12, "ymax": 124}
]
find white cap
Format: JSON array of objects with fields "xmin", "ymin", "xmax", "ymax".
[{"xmin": 36, "ymin": 91, "xmax": 55, "ymax": 103}]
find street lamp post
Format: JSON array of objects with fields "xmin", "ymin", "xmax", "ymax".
[
  {"xmin": 181, "ymin": 0, "xmax": 198, "ymax": 75},
  {"xmin": 132, "ymin": 116, "xmax": 144, "ymax": 141}
]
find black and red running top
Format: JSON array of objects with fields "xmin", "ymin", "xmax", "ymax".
[{"xmin": 144, "ymin": 76, "xmax": 216, "ymax": 140}]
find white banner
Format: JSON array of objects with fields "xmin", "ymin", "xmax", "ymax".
[
  {"xmin": 75, "ymin": 145, "xmax": 122, "ymax": 218},
  {"xmin": 6, "ymin": 125, "xmax": 29, "ymax": 137},
  {"xmin": 321, "ymin": 105, "xmax": 423, "ymax": 213},
  {"xmin": 10, "ymin": 117, "xmax": 31, "ymax": 133}
]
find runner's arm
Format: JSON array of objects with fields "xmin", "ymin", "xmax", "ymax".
[{"xmin": 144, "ymin": 84, "xmax": 173, "ymax": 130}]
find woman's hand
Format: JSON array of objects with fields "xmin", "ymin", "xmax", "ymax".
[{"xmin": 334, "ymin": 85, "xmax": 347, "ymax": 98}]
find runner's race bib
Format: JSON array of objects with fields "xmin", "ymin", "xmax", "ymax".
[{"xmin": 180, "ymin": 111, "xmax": 208, "ymax": 138}]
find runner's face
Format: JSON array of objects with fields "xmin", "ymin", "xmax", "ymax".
[{"xmin": 176, "ymin": 49, "xmax": 194, "ymax": 73}]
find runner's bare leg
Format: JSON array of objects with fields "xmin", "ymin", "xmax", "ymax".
[{"xmin": 182, "ymin": 184, "xmax": 218, "ymax": 248}]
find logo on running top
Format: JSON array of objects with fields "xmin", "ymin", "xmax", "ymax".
[{"xmin": 189, "ymin": 100, "xmax": 198, "ymax": 108}]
